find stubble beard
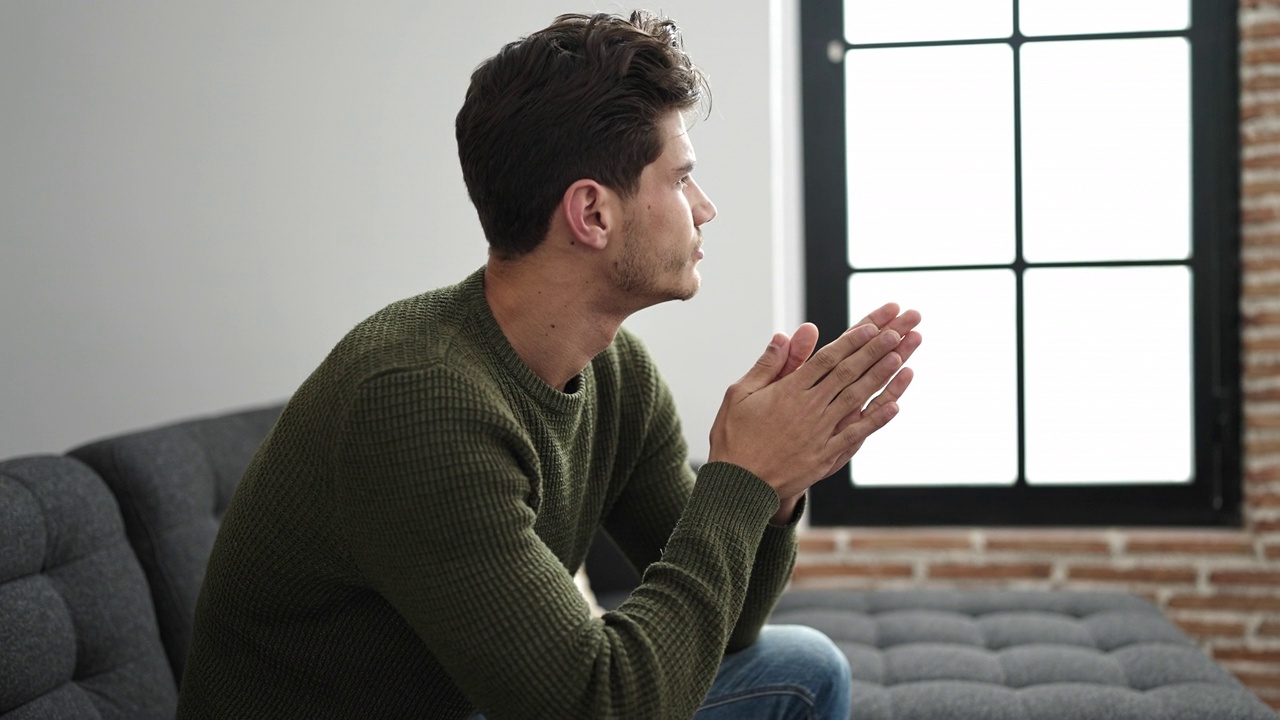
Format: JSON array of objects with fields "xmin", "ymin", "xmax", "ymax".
[{"xmin": 615, "ymin": 222, "xmax": 701, "ymax": 303}]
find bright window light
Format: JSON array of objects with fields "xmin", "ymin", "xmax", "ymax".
[
  {"xmin": 848, "ymin": 269, "xmax": 1018, "ymax": 486},
  {"xmin": 846, "ymin": 44, "xmax": 1014, "ymax": 269}
]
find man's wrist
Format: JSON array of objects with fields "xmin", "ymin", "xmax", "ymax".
[{"xmin": 768, "ymin": 493, "xmax": 802, "ymax": 527}]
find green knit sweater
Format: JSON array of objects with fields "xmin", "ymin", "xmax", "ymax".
[{"xmin": 177, "ymin": 268, "xmax": 799, "ymax": 720}]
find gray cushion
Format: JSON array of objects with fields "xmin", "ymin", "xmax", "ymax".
[
  {"xmin": 0, "ymin": 456, "xmax": 176, "ymax": 719},
  {"xmin": 69, "ymin": 405, "xmax": 282, "ymax": 683},
  {"xmin": 772, "ymin": 589, "xmax": 1279, "ymax": 720}
]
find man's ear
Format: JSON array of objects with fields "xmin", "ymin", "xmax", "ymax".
[{"xmin": 562, "ymin": 179, "xmax": 618, "ymax": 250}]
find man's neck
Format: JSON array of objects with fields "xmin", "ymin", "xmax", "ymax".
[{"xmin": 483, "ymin": 256, "xmax": 629, "ymax": 392}]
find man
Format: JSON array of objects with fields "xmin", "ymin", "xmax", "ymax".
[{"xmin": 178, "ymin": 9, "xmax": 921, "ymax": 719}]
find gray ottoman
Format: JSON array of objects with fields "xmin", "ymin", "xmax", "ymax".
[{"xmin": 771, "ymin": 589, "xmax": 1278, "ymax": 720}]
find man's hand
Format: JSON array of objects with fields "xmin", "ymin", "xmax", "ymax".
[{"xmin": 708, "ymin": 305, "xmax": 922, "ymax": 506}]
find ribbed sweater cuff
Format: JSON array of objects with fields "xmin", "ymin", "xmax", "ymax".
[
  {"xmin": 685, "ymin": 461, "xmax": 780, "ymax": 535},
  {"xmin": 760, "ymin": 491, "xmax": 802, "ymax": 541}
]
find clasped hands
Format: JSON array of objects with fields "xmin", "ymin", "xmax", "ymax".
[{"xmin": 708, "ymin": 304, "xmax": 922, "ymax": 512}]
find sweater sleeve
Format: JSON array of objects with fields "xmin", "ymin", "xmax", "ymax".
[
  {"xmin": 603, "ymin": 369, "xmax": 798, "ymax": 654},
  {"xmin": 332, "ymin": 366, "xmax": 781, "ymax": 720}
]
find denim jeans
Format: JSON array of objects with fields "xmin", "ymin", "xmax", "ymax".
[
  {"xmin": 695, "ymin": 624, "xmax": 852, "ymax": 720},
  {"xmin": 470, "ymin": 624, "xmax": 851, "ymax": 720}
]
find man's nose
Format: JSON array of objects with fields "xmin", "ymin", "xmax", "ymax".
[{"xmin": 690, "ymin": 179, "xmax": 717, "ymax": 226}]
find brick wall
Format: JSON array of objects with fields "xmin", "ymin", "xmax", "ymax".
[{"xmin": 792, "ymin": 3, "xmax": 1280, "ymax": 709}]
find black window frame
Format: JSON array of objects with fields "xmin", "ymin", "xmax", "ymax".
[{"xmin": 801, "ymin": 0, "xmax": 1242, "ymax": 527}]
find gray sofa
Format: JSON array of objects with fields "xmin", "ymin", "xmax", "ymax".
[{"xmin": 1, "ymin": 405, "xmax": 1275, "ymax": 719}]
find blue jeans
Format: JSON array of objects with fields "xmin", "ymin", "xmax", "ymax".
[
  {"xmin": 471, "ymin": 624, "xmax": 851, "ymax": 720},
  {"xmin": 695, "ymin": 625, "xmax": 851, "ymax": 720}
]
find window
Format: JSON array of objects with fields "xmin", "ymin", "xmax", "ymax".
[{"xmin": 801, "ymin": 0, "xmax": 1240, "ymax": 526}]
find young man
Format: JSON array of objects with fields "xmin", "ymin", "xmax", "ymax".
[{"xmin": 178, "ymin": 10, "xmax": 921, "ymax": 719}]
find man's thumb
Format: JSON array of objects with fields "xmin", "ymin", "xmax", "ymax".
[{"xmin": 737, "ymin": 332, "xmax": 789, "ymax": 394}]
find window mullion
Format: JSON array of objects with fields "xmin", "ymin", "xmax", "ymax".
[{"xmin": 1013, "ymin": 0, "xmax": 1027, "ymax": 487}]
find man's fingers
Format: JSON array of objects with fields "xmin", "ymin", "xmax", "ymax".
[
  {"xmin": 790, "ymin": 323, "xmax": 880, "ymax": 388},
  {"xmin": 832, "ymin": 366, "xmax": 915, "ymax": 436},
  {"xmin": 810, "ymin": 327, "xmax": 901, "ymax": 400},
  {"xmin": 883, "ymin": 309, "xmax": 922, "ymax": 340},
  {"xmin": 852, "ymin": 303, "xmax": 901, "ymax": 331},
  {"xmin": 828, "ymin": 348, "xmax": 904, "ymax": 416},
  {"xmin": 791, "ymin": 308, "xmax": 918, "ymax": 391},
  {"xmin": 860, "ymin": 366, "xmax": 914, "ymax": 421},
  {"xmin": 823, "ymin": 399, "xmax": 900, "ymax": 473},
  {"xmin": 894, "ymin": 330, "xmax": 924, "ymax": 367},
  {"xmin": 734, "ymin": 331, "xmax": 791, "ymax": 396},
  {"xmin": 775, "ymin": 323, "xmax": 819, "ymax": 381},
  {"xmin": 832, "ymin": 399, "xmax": 900, "ymax": 454}
]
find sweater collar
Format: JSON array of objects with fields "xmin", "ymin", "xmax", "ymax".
[{"xmin": 460, "ymin": 267, "xmax": 592, "ymax": 414}]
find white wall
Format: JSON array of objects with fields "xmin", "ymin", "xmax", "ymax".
[{"xmin": 0, "ymin": 1, "xmax": 802, "ymax": 460}]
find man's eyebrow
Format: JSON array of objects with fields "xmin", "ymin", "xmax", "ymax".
[{"xmin": 673, "ymin": 160, "xmax": 696, "ymax": 176}]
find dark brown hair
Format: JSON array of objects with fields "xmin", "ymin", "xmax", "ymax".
[{"xmin": 456, "ymin": 10, "xmax": 709, "ymax": 259}]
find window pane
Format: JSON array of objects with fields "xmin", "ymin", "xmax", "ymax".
[
  {"xmin": 844, "ymin": 0, "xmax": 1011, "ymax": 44},
  {"xmin": 1024, "ymin": 267, "xmax": 1193, "ymax": 485},
  {"xmin": 1020, "ymin": 0, "xmax": 1189, "ymax": 37},
  {"xmin": 1021, "ymin": 38, "xmax": 1191, "ymax": 263},
  {"xmin": 847, "ymin": 270, "xmax": 1017, "ymax": 486},
  {"xmin": 846, "ymin": 45, "xmax": 1014, "ymax": 269}
]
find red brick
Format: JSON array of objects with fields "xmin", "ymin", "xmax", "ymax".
[
  {"xmin": 1259, "ymin": 620, "xmax": 1280, "ymax": 637},
  {"xmin": 1244, "ymin": 20, "xmax": 1280, "ymax": 39},
  {"xmin": 1243, "ymin": 127, "xmax": 1280, "ymax": 146},
  {"xmin": 1167, "ymin": 594, "xmax": 1280, "ymax": 611},
  {"xmin": 1267, "ymin": 544, "xmax": 1280, "ymax": 560},
  {"xmin": 1244, "ymin": 230, "xmax": 1280, "ymax": 247},
  {"xmin": 1246, "ymin": 464, "xmax": 1280, "ymax": 482},
  {"xmin": 1244, "ymin": 205, "xmax": 1280, "ymax": 223},
  {"xmin": 1245, "ymin": 436, "xmax": 1280, "ymax": 454},
  {"xmin": 1243, "ymin": 102, "xmax": 1280, "ymax": 123},
  {"xmin": 1244, "ymin": 254, "xmax": 1280, "ymax": 272},
  {"xmin": 1245, "ymin": 47, "xmax": 1280, "ymax": 66},
  {"xmin": 928, "ymin": 563, "xmax": 1053, "ymax": 580},
  {"xmin": 1248, "ymin": 465, "xmax": 1280, "ymax": 485},
  {"xmin": 798, "ymin": 534, "xmax": 838, "ymax": 553},
  {"xmin": 984, "ymin": 532, "xmax": 1110, "ymax": 555},
  {"xmin": 790, "ymin": 563, "xmax": 913, "ymax": 581},
  {"xmin": 1241, "ymin": 309, "xmax": 1280, "ymax": 325},
  {"xmin": 1069, "ymin": 566, "xmax": 1197, "ymax": 584},
  {"xmin": 1210, "ymin": 570, "xmax": 1280, "ymax": 586},
  {"xmin": 1239, "ymin": 257, "xmax": 1280, "ymax": 274},
  {"xmin": 1125, "ymin": 533, "xmax": 1256, "ymax": 556},
  {"xmin": 1244, "ymin": 336, "xmax": 1280, "ymax": 353},
  {"xmin": 1214, "ymin": 647, "xmax": 1280, "ymax": 664},
  {"xmin": 1173, "ymin": 618, "xmax": 1249, "ymax": 638},
  {"xmin": 1246, "ymin": 150, "xmax": 1280, "ymax": 166},
  {"xmin": 846, "ymin": 531, "xmax": 972, "ymax": 551},
  {"xmin": 1242, "ymin": 287, "xmax": 1280, "ymax": 301},
  {"xmin": 1245, "ymin": 181, "xmax": 1280, "ymax": 198},
  {"xmin": 1246, "ymin": 76, "xmax": 1280, "ymax": 95},
  {"xmin": 1249, "ymin": 487, "xmax": 1280, "ymax": 506},
  {"xmin": 1247, "ymin": 412, "xmax": 1280, "ymax": 430},
  {"xmin": 1235, "ymin": 671, "xmax": 1280, "ymax": 690},
  {"xmin": 1254, "ymin": 518, "xmax": 1280, "ymax": 534}
]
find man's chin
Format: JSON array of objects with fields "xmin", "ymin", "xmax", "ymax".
[{"xmin": 675, "ymin": 272, "xmax": 701, "ymax": 302}]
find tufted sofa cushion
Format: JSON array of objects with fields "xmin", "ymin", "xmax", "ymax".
[
  {"xmin": 0, "ymin": 456, "xmax": 176, "ymax": 719},
  {"xmin": 69, "ymin": 404, "xmax": 283, "ymax": 684},
  {"xmin": 771, "ymin": 589, "xmax": 1279, "ymax": 719}
]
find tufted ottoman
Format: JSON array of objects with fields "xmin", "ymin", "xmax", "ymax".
[{"xmin": 771, "ymin": 588, "xmax": 1279, "ymax": 720}]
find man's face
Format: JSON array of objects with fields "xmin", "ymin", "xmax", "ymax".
[{"xmin": 613, "ymin": 112, "xmax": 717, "ymax": 304}]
